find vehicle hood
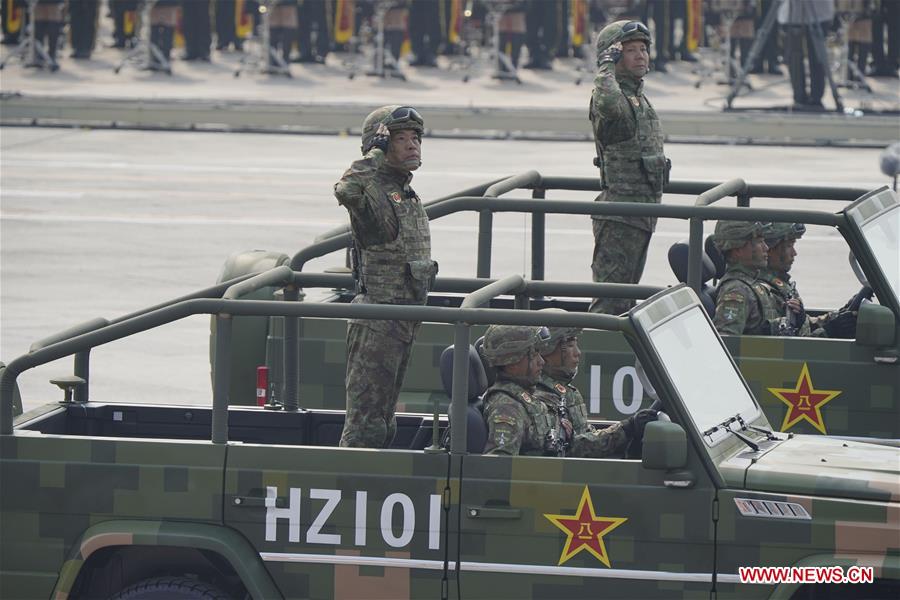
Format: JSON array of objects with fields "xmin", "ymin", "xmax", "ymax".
[{"xmin": 745, "ymin": 435, "xmax": 900, "ymax": 502}]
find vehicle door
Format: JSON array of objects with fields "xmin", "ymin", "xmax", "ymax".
[
  {"xmin": 456, "ymin": 451, "xmax": 718, "ymax": 599},
  {"xmin": 224, "ymin": 443, "xmax": 454, "ymax": 600}
]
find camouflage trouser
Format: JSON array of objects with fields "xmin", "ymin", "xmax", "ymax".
[
  {"xmin": 589, "ymin": 220, "xmax": 651, "ymax": 315},
  {"xmin": 339, "ymin": 321, "xmax": 419, "ymax": 448}
]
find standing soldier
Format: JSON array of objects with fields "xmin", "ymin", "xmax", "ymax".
[
  {"xmin": 589, "ymin": 19, "xmax": 669, "ymax": 315},
  {"xmin": 481, "ymin": 324, "xmax": 655, "ymax": 457},
  {"xmin": 181, "ymin": 0, "xmax": 212, "ymax": 61},
  {"xmin": 712, "ymin": 220, "xmax": 799, "ymax": 336},
  {"xmin": 334, "ymin": 105, "xmax": 438, "ymax": 448},
  {"xmin": 110, "ymin": 0, "xmax": 138, "ymax": 49},
  {"xmin": 68, "ymin": 0, "xmax": 99, "ymax": 59},
  {"xmin": 33, "ymin": 0, "xmax": 65, "ymax": 69},
  {"xmin": 758, "ymin": 223, "xmax": 858, "ymax": 338},
  {"xmin": 296, "ymin": 0, "xmax": 330, "ymax": 63}
]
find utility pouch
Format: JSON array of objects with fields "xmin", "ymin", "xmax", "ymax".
[{"xmin": 406, "ymin": 260, "xmax": 439, "ymax": 302}]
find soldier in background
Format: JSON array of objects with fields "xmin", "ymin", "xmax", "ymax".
[
  {"xmin": 712, "ymin": 220, "xmax": 799, "ymax": 336},
  {"xmin": 33, "ymin": 0, "xmax": 65, "ymax": 69},
  {"xmin": 643, "ymin": 0, "xmax": 672, "ymax": 72},
  {"xmin": 408, "ymin": 0, "xmax": 441, "ymax": 66},
  {"xmin": 215, "ymin": 0, "xmax": 243, "ymax": 51},
  {"xmin": 110, "ymin": 0, "xmax": 137, "ymax": 49},
  {"xmin": 778, "ymin": 0, "xmax": 834, "ymax": 110},
  {"xmin": 181, "ymin": 0, "xmax": 212, "ymax": 61},
  {"xmin": 296, "ymin": 0, "xmax": 330, "ymax": 63},
  {"xmin": 149, "ymin": 0, "xmax": 179, "ymax": 69},
  {"xmin": 870, "ymin": 0, "xmax": 899, "ymax": 77},
  {"xmin": 68, "ymin": 0, "xmax": 99, "ymax": 59},
  {"xmin": 497, "ymin": 1, "xmax": 527, "ymax": 73},
  {"xmin": 335, "ymin": 105, "xmax": 437, "ymax": 448},
  {"xmin": 270, "ymin": 0, "xmax": 299, "ymax": 63},
  {"xmin": 588, "ymin": 20, "xmax": 668, "ymax": 315},
  {"xmin": 481, "ymin": 324, "xmax": 656, "ymax": 456},
  {"xmin": 2, "ymin": 0, "xmax": 24, "ymax": 45},
  {"xmin": 524, "ymin": 0, "xmax": 561, "ymax": 69},
  {"xmin": 758, "ymin": 223, "xmax": 858, "ymax": 338}
]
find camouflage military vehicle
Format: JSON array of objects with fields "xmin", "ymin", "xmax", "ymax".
[
  {"xmin": 2, "ymin": 256, "xmax": 899, "ymax": 599},
  {"xmin": 216, "ymin": 178, "xmax": 899, "ymax": 442}
]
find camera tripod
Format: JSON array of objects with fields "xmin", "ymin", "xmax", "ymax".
[
  {"xmin": 114, "ymin": 0, "xmax": 171, "ymax": 75},
  {"xmin": 365, "ymin": 1, "xmax": 405, "ymax": 80},
  {"xmin": 726, "ymin": 0, "xmax": 844, "ymax": 112},
  {"xmin": 0, "ymin": 0, "xmax": 58, "ymax": 72},
  {"xmin": 235, "ymin": 0, "xmax": 291, "ymax": 78},
  {"xmin": 461, "ymin": 2, "xmax": 521, "ymax": 84}
]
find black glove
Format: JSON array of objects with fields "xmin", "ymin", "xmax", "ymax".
[
  {"xmin": 597, "ymin": 44, "xmax": 622, "ymax": 65},
  {"xmin": 363, "ymin": 130, "xmax": 390, "ymax": 154},
  {"xmin": 823, "ymin": 310, "xmax": 857, "ymax": 339},
  {"xmin": 622, "ymin": 408, "xmax": 658, "ymax": 440}
]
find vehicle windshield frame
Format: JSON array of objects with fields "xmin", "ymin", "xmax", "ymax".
[
  {"xmin": 629, "ymin": 286, "xmax": 763, "ymax": 448},
  {"xmin": 844, "ymin": 187, "xmax": 900, "ymax": 309}
]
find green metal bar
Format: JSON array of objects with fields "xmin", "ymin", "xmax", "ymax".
[
  {"xmin": 476, "ymin": 210, "xmax": 493, "ymax": 279},
  {"xmin": 282, "ymin": 286, "xmax": 300, "ymax": 412},
  {"xmin": 484, "ymin": 171, "xmax": 541, "ymax": 198},
  {"xmin": 687, "ymin": 218, "xmax": 705, "ymax": 294},
  {"xmin": 450, "ymin": 322, "xmax": 470, "ymax": 456},
  {"xmin": 212, "ymin": 314, "xmax": 232, "ymax": 444},
  {"xmin": 460, "ymin": 275, "xmax": 526, "ymax": 309},
  {"xmin": 73, "ymin": 352, "xmax": 90, "ymax": 403},
  {"xmin": 29, "ymin": 318, "xmax": 109, "ymax": 352},
  {"xmin": 531, "ymin": 188, "xmax": 546, "ymax": 281},
  {"xmin": 694, "ymin": 179, "xmax": 747, "ymax": 206},
  {"xmin": 223, "ymin": 265, "xmax": 294, "ymax": 299}
]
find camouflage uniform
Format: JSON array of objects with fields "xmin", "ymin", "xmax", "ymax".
[
  {"xmin": 712, "ymin": 221, "xmax": 791, "ymax": 336},
  {"xmin": 758, "ymin": 222, "xmax": 847, "ymax": 338},
  {"xmin": 482, "ymin": 322, "xmax": 640, "ymax": 457},
  {"xmin": 335, "ymin": 105, "xmax": 438, "ymax": 448},
  {"xmin": 589, "ymin": 20, "xmax": 669, "ymax": 315}
]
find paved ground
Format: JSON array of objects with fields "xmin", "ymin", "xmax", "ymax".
[
  {"xmin": 2, "ymin": 28, "xmax": 898, "ymax": 143},
  {"xmin": 1, "ymin": 126, "xmax": 889, "ymax": 412}
]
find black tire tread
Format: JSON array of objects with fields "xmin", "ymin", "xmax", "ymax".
[{"xmin": 110, "ymin": 576, "xmax": 231, "ymax": 600}]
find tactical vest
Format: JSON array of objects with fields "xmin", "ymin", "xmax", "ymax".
[
  {"xmin": 719, "ymin": 267, "xmax": 781, "ymax": 335},
  {"xmin": 759, "ymin": 271, "xmax": 812, "ymax": 336},
  {"xmin": 536, "ymin": 376, "xmax": 589, "ymax": 433},
  {"xmin": 485, "ymin": 380, "xmax": 560, "ymax": 457},
  {"xmin": 591, "ymin": 84, "xmax": 667, "ymax": 202},
  {"xmin": 355, "ymin": 179, "xmax": 436, "ymax": 305}
]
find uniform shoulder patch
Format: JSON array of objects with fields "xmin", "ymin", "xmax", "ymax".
[
  {"xmin": 491, "ymin": 415, "xmax": 517, "ymax": 426},
  {"xmin": 390, "ymin": 191, "xmax": 402, "ymax": 203},
  {"xmin": 721, "ymin": 291, "xmax": 746, "ymax": 303},
  {"xmin": 555, "ymin": 383, "xmax": 567, "ymax": 394},
  {"xmin": 520, "ymin": 392, "xmax": 533, "ymax": 403}
]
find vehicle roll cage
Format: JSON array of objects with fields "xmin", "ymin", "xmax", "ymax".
[{"xmin": 0, "ymin": 175, "xmax": 873, "ymax": 450}]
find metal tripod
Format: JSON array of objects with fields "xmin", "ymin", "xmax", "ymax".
[
  {"xmin": 462, "ymin": 3, "xmax": 520, "ymax": 84},
  {"xmin": 234, "ymin": 0, "xmax": 291, "ymax": 78},
  {"xmin": 114, "ymin": 0, "xmax": 171, "ymax": 75},
  {"xmin": 365, "ymin": 2, "xmax": 405, "ymax": 80},
  {"xmin": 726, "ymin": 0, "xmax": 843, "ymax": 111},
  {"xmin": 0, "ymin": 0, "xmax": 58, "ymax": 72}
]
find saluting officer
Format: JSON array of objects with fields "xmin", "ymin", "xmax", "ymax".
[
  {"xmin": 335, "ymin": 105, "xmax": 438, "ymax": 449},
  {"xmin": 481, "ymin": 324, "xmax": 655, "ymax": 457},
  {"xmin": 589, "ymin": 19, "xmax": 669, "ymax": 315}
]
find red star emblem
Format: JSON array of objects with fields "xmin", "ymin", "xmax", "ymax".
[
  {"xmin": 543, "ymin": 486, "xmax": 627, "ymax": 567},
  {"xmin": 768, "ymin": 363, "xmax": 841, "ymax": 434}
]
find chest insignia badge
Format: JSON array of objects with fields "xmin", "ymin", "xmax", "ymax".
[{"xmin": 390, "ymin": 191, "xmax": 403, "ymax": 203}]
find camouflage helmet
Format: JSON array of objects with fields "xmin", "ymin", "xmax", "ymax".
[
  {"xmin": 712, "ymin": 220, "xmax": 767, "ymax": 252},
  {"xmin": 595, "ymin": 20, "xmax": 652, "ymax": 55},
  {"xmin": 537, "ymin": 308, "xmax": 581, "ymax": 355},
  {"xmin": 360, "ymin": 105, "xmax": 425, "ymax": 154},
  {"xmin": 762, "ymin": 222, "xmax": 806, "ymax": 248},
  {"xmin": 481, "ymin": 325, "xmax": 549, "ymax": 367}
]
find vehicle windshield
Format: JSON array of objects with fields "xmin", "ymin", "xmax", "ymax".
[
  {"xmin": 637, "ymin": 294, "xmax": 760, "ymax": 446},
  {"xmin": 846, "ymin": 188, "xmax": 899, "ymax": 305},
  {"xmin": 863, "ymin": 205, "xmax": 899, "ymax": 302}
]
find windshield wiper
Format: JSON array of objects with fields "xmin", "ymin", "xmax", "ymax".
[
  {"xmin": 703, "ymin": 413, "xmax": 760, "ymax": 452},
  {"xmin": 746, "ymin": 424, "xmax": 784, "ymax": 441}
]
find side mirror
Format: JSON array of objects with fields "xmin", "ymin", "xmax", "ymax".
[
  {"xmin": 856, "ymin": 302, "xmax": 897, "ymax": 348},
  {"xmin": 642, "ymin": 421, "xmax": 688, "ymax": 470}
]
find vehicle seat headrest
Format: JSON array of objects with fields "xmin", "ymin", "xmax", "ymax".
[
  {"xmin": 667, "ymin": 240, "xmax": 716, "ymax": 284},
  {"xmin": 439, "ymin": 344, "xmax": 489, "ymax": 404}
]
